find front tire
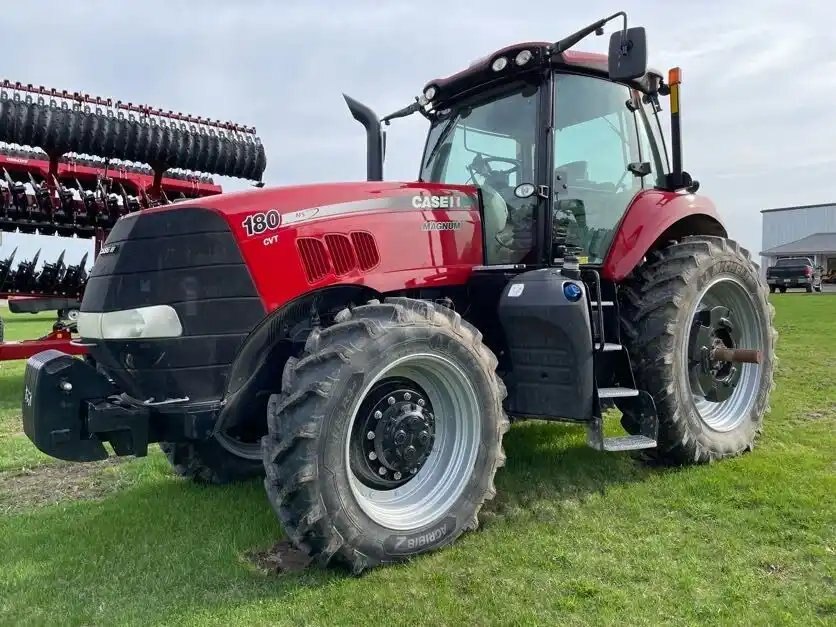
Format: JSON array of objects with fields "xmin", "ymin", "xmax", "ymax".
[
  {"xmin": 620, "ymin": 236, "xmax": 776, "ymax": 464},
  {"xmin": 160, "ymin": 433, "xmax": 264, "ymax": 484},
  {"xmin": 262, "ymin": 298, "xmax": 508, "ymax": 573}
]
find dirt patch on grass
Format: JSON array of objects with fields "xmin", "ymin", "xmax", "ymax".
[
  {"xmin": 246, "ymin": 541, "xmax": 312, "ymax": 574},
  {"xmin": 0, "ymin": 457, "xmax": 127, "ymax": 514}
]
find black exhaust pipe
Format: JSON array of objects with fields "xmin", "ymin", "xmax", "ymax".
[{"xmin": 343, "ymin": 94, "xmax": 383, "ymax": 181}]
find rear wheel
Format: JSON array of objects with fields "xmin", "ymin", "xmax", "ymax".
[
  {"xmin": 806, "ymin": 285, "xmax": 813, "ymax": 293},
  {"xmin": 779, "ymin": 286, "xmax": 787, "ymax": 293},
  {"xmin": 769, "ymin": 285, "xmax": 776, "ymax": 293},
  {"xmin": 262, "ymin": 298, "xmax": 508, "ymax": 573},
  {"xmin": 620, "ymin": 236, "xmax": 776, "ymax": 464}
]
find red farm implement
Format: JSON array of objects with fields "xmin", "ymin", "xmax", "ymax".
[{"xmin": 0, "ymin": 80, "xmax": 266, "ymax": 359}]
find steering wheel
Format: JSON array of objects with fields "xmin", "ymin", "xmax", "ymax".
[{"xmin": 467, "ymin": 153, "xmax": 520, "ymax": 187}]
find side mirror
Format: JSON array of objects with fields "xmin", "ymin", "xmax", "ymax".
[{"xmin": 608, "ymin": 27, "xmax": 647, "ymax": 81}]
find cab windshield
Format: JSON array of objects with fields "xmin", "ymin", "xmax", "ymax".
[{"xmin": 419, "ymin": 83, "xmax": 540, "ymax": 264}]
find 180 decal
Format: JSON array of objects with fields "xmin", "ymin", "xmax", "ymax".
[{"xmin": 242, "ymin": 210, "xmax": 282, "ymax": 237}]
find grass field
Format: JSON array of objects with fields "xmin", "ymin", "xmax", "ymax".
[{"xmin": 0, "ymin": 297, "xmax": 834, "ymax": 626}]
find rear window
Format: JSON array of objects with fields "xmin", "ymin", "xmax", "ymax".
[{"xmin": 775, "ymin": 258, "xmax": 810, "ymax": 267}]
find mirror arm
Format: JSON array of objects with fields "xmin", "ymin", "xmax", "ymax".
[{"xmin": 553, "ymin": 12, "xmax": 625, "ymax": 55}]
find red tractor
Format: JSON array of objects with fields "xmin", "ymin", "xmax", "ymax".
[{"xmin": 22, "ymin": 14, "xmax": 775, "ymax": 573}]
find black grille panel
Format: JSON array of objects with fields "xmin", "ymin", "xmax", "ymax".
[{"xmin": 82, "ymin": 207, "xmax": 266, "ymax": 402}]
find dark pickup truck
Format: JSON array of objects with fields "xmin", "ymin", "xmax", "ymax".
[{"xmin": 766, "ymin": 257, "xmax": 817, "ymax": 293}]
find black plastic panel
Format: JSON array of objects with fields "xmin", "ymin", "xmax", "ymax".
[
  {"xmin": 90, "ymin": 232, "xmax": 243, "ymax": 277},
  {"xmin": 498, "ymin": 268, "xmax": 594, "ymax": 421},
  {"xmin": 106, "ymin": 206, "xmax": 231, "ymax": 242},
  {"xmin": 82, "ymin": 207, "xmax": 266, "ymax": 402},
  {"xmin": 86, "ymin": 335, "xmax": 247, "ymax": 371},
  {"xmin": 82, "ymin": 265, "xmax": 258, "ymax": 312}
]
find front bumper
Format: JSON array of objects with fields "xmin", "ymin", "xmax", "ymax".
[
  {"xmin": 768, "ymin": 277, "xmax": 812, "ymax": 287},
  {"xmin": 22, "ymin": 350, "xmax": 218, "ymax": 462}
]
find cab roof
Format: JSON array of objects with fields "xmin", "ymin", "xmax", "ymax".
[{"xmin": 422, "ymin": 41, "xmax": 662, "ymax": 108}]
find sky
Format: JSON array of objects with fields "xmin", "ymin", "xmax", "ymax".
[{"xmin": 2, "ymin": 0, "xmax": 834, "ymax": 269}]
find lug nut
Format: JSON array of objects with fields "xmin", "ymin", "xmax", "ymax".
[
  {"xmin": 374, "ymin": 410, "xmax": 382, "ymax": 419},
  {"xmin": 367, "ymin": 431, "xmax": 375, "ymax": 440},
  {"xmin": 403, "ymin": 392, "xmax": 412, "ymax": 401},
  {"xmin": 387, "ymin": 396, "xmax": 396, "ymax": 405},
  {"xmin": 378, "ymin": 467, "xmax": 387, "ymax": 476},
  {"xmin": 394, "ymin": 472, "xmax": 402, "ymax": 480},
  {"xmin": 417, "ymin": 399, "xmax": 425, "ymax": 407},
  {"xmin": 394, "ymin": 430, "xmax": 407, "ymax": 445},
  {"xmin": 410, "ymin": 468, "xmax": 417, "ymax": 474},
  {"xmin": 59, "ymin": 381, "xmax": 73, "ymax": 392},
  {"xmin": 369, "ymin": 452, "xmax": 377, "ymax": 461}
]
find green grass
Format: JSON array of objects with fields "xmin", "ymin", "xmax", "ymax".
[{"xmin": 0, "ymin": 296, "xmax": 834, "ymax": 626}]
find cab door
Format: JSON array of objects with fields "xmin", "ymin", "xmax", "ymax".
[{"xmin": 551, "ymin": 73, "xmax": 645, "ymax": 265}]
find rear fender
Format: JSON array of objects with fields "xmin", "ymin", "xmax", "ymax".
[
  {"xmin": 602, "ymin": 190, "xmax": 727, "ymax": 281},
  {"xmin": 216, "ymin": 284, "xmax": 381, "ymax": 433}
]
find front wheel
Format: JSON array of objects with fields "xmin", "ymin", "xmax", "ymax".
[
  {"xmin": 262, "ymin": 298, "xmax": 508, "ymax": 573},
  {"xmin": 620, "ymin": 236, "xmax": 776, "ymax": 464},
  {"xmin": 161, "ymin": 431, "xmax": 265, "ymax": 485}
]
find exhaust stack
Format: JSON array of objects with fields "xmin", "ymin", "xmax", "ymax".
[{"xmin": 343, "ymin": 95, "xmax": 383, "ymax": 181}]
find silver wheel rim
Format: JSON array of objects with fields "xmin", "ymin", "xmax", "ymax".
[
  {"xmin": 683, "ymin": 275, "xmax": 765, "ymax": 432},
  {"xmin": 346, "ymin": 353, "xmax": 481, "ymax": 530}
]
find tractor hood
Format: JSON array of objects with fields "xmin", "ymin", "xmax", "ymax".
[{"xmin": 80, "ymin": 181, "xmax": 483, "ymax": 403}]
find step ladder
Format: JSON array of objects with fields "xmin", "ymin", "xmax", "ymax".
[{"xmin": 583, "ymin": 270, "xmax": 659, "ymax": 452}]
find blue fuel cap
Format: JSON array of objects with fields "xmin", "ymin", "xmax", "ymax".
[{"xmin": 563, "ymin": 282, "xmax": 583, "ymax": 302}]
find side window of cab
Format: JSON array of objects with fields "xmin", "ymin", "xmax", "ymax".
[{"xmin": 552, "ymin": 73, "xmax": 641, "ymax": 264}]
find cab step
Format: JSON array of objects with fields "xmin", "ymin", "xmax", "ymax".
[
  {"xmin": 586, "ymin": 389, "xmax": 659, "ymax": 452},
  {"xmin": 598, "ymin": 434, "xmax": 657, "ymax": 452}
]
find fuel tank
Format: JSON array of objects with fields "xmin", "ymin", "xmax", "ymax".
[{"xmin": 498, "ymin": 268, "xmax": 594, "ymax": 421}]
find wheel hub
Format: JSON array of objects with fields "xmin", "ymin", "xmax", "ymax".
[
  {"xmin": 351, "ymin": 378, "xmax": 435, "ymax": 490},
  {"xmin": 376, "ymin": 405, "xmax": 435, "ymax": 473},
  {"xmin": 688, "ymin": 305, "xmax": 742, "ymax": 403}
]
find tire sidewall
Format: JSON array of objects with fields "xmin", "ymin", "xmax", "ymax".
[
  {"xmin": 316, "ymin": 324, "xmax": 502, "ymax": 560},
  {"xmin": 670, "ymin": 250, "xmax": 773, "ymax": 453}
]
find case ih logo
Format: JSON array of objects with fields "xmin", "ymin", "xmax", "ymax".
[{"xmin": 412, "ymin": 195, "xmax": 463, "ymax": 209}]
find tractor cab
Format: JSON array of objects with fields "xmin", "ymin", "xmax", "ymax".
[{"xmin": 419, "ymin": 49, "xmax": 670, "ymax": 268}]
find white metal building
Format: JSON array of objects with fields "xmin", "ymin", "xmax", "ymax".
[{"xmin": 760, "ymin": 203, "xmax": 836, "ymax": 277}]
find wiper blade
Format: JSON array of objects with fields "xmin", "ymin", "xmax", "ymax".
[{"xmin": 423, "ymin": 114, "xmax": 458, "ymax": 169}]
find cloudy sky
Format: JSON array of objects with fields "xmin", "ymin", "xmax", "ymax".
[{"xmin": 2, "ymin": 0, "xmax": 833, "ymax": 267}]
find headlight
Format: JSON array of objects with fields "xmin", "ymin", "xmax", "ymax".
[
  {"xmin": 77, "ymin": 305, "xmax": 183, "ymax": 339},
  {"xmin": 515, "ymin": 50, "xmax": 532, "ymax": 66},
  {"xmin": 424, "ymin": 85, "xmax": 437, "ymax": 100},
  {"xmin": 491, "ymin": 56, "xmax": 508, "ymax": 72}
]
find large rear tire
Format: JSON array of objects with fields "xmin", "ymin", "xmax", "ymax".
[
  {"xmin": 262, "ymin": 298, "xmax": 508, "ymax": 573},
  {"xmin": 619, "ymin": 236, "xmax": 776, "ymax": 464}
]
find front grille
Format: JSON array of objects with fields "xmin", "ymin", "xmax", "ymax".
[{"xmin": 82, "ymin": 207, "xmax": 266, "ymax": 402}]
